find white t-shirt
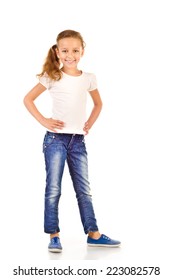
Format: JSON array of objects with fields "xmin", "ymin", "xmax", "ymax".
[{"xmin": 39, "ymin": 71, "xmax": 97, "ymax": 134}]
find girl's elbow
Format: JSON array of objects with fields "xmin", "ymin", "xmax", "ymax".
[
  {"xmin": 23, "ymin": 95, "xmax": 31, "ymax": 108},
  {"xmin": 23, "ymin": 96, "xmax": 28, "ymax": 106}
]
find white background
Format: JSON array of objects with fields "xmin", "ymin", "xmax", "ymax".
[{"xmin": 0, "ymin": 0, "xmax": 173, "ymax": 279}]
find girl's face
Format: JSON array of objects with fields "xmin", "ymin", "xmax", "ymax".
[{"xmin": 56, "ymin": 37, "xmax": 84, "ymax": 70}]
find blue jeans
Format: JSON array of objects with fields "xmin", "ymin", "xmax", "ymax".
[{"xmin": 43, "ymin": 132, "xmax": 99, "ymax": 234}]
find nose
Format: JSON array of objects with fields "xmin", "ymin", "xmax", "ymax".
[{"xmin": 66, "ymin": 51, "xmax": 73, "ymax": 58}]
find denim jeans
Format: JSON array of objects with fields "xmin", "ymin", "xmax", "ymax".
[{"xmin": 43, "ymin": 131, "xmax": 99, "ymax": 234}]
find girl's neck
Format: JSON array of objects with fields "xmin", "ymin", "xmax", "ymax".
[{"xmin": 61, "ymin": 67, "xmax": 82, "ymax": 76}]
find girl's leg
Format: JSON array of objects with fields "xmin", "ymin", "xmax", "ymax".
[
  {"xmin": 67, "ymin": 135, "xmax": 99, "ymax": 235},
  {"xmin": 43, "ymin": 132, "xmax": 67, "ymax": 234}
]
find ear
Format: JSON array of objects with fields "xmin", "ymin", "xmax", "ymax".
[
  {"xmin": 81, "ymin": 48, "xmax": 85, "ymax": 56},
  {"xmin": 56, "ymin": 49, "xmax": 60, "ymax": 58}
]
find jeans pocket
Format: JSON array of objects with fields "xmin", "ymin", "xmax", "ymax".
[{"xmin": 42, "ymin": 133, "xmax": 56, "ymax": 152}]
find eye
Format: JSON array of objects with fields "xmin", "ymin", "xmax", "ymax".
[
  {"xmin": 74, "ymin": 50, "xmax": 79, "ymax": 53},
  {"xmin": 62, "ymin": 50, "xmax": 67, "ymax": 53}
]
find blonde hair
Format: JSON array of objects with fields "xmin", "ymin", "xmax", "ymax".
[{"xmin": 37, "ymin": 30, "xmax": 86, "ymax": 81}]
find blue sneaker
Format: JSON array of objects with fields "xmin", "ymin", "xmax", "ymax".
[
  {"xmin": 48, "ymin": 237, "xmax": 62, "ymax": 253},
  {"xmin": 87, "ymin": 234, "xmax": 121, "ymax": 247}
]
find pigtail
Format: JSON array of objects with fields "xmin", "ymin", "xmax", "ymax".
[{"xmin": 37, "ymin": 44, "xmax": 62, "ymax": 81}]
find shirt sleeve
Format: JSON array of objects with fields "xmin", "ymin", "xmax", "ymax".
[
  {"xmin": 88, "ymin": 73, "xmax": 97, "ymax": 91},
  {"xmin": 38, "ymin": 73, "xmax": 52, "ymax": 89}
]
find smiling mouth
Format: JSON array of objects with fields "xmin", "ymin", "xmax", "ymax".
[{"xmin": 65, "ymin": 60, "xmax": 75, "ymax": 63}]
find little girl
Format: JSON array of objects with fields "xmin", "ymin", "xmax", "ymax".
[{"xmin": 23, "ymin": 29, "xmax": 121, "ymax": 252}]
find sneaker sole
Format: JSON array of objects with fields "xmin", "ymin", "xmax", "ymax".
[
  {"xmin": 48, "ymin": 248, "xmax": 62, "ymax": 253},
  {"xmin": 87, "ymin": 243, "xmax": 121, "ymax": 248}
]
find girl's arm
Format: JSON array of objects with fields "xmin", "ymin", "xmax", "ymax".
[
  {"xmin": 23, "ymin": 83, "xmax": 64, "ymax": 132},
  {"xmin": 83, "ymin": 89, "xmax": 103, "ymax": 134}
]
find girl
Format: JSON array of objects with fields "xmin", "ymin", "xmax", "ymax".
[{"xmin": 23, "ymin": 30, "xmax": 121, "ymax": 252}]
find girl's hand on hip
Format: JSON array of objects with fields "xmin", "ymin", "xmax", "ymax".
[
  {"xmin": 40, "ymin": 117, "xmax": 65, "ymax": 132},
  {"xmin": 83, "ymin": 121, "xmax": 90, "ymax": 135}
]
